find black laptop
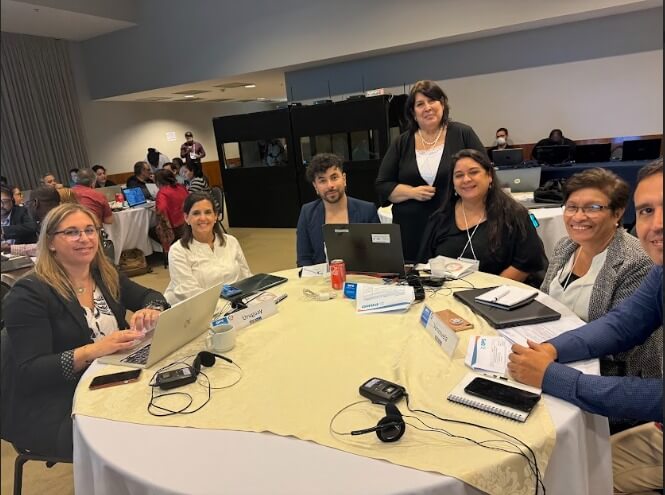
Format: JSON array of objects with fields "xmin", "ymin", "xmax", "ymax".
[
  {"xmin": 453, "ymin": 287, "xmax": 561, "ymax": 329},
  {"xmin": 574, "ymin": 143, "xmax": 611, "ymax": 163},
  {"xmin": 323, "ymin": 223, "xmax": 406, "ymax": 277},
  {"xmin": 534, "ymin": 145, "xmax": 571, "ymax": 165},
  {"xmin": 221, "ymin": 273, "xmax": 288, "ymax": 300},
  {"xmin": 492, "ymin": 148, "xmax": 523, "ymax": 167},
  {"xmin": 622, "ymin": 138, "xmax": 661, "ymax": 161}
]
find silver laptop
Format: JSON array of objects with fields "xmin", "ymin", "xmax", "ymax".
[
  {"xmin": 97, "ymin": 185, "xmax": 123, "ymax": 202},
  {"xmin": 495, "ymin": 167, "xmax": 541, "ymax": 193},
  {"xmin": 98, "ymin": 282, "xmax": 223, "ymax": 369}
]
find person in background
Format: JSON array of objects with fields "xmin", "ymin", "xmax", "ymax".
[
  {"xmin": 164, "ymin": 192, "xmax": 251, "ymax": 305},
  {"xmin": 375, "ymin": 80, "xmax": 488, "ymax": 262},
  {"xmin": 0, "ymin": 176, "xmax": 7, "ymax": 186},
  {"xmin": 126, "ymin": 161, "xmax": 155, "ymax": 200},
  {"xmin": 12, "ymin": 186, "xmax": 24, "ymax": 206},
  {"xmin": 531, "ymin": 128, "xmax": 576, "ymax": 160},
  {"xmin": 68, "ymin": 168, "xmax": 79, "ymax": 187},
  {"xmin": 146, "ymin": 148, "xmax": 170, "ymax": 171},
  {"xmin": 1, "ymin": 185, "xmax": 38, "ymax": 245},
  {"xmin": 418, "ymin": 149, "xmax": 547, "ymax": 285},
  {"xmin": 41, "ymin": 172, "xmax": 63, "ymax": 189},
  {"xmin": 2, "ymin": 203, "xmax": 168, "ymax": 458},
  {"xmin": 152, "ymin": 169, "xmax": 188, "ymax": 240},
  {"xmin": 488, "ymin": 127, "xmax": 514, "ymax": 156},
  {"xmin": 509, "ymin": 159, "xmax": 663, "ymax": 495},
  {"xmin": 180, "ymin": 131, "xmax": 206, "ymax": 161},
  {"xmin": 170, "ymin": 157, "xmax": 187, "ymax": 185},
  {"xmin": 2, "ymin": 186, "xmax": 60, "ymax": 257},
  {"xmin": 71, "ymin": 168, "xmax": 113, "ymax": 226},
  {"xmin": 540, "ymin": 168, "xmax": 660, "ymax": 432},
  {"xmin": 92, "ymin": 165, "xmax": 116, "ymax": 188},
  {"xmin": 296, "ymin": 153, "xmax": 379, "ymax": 266}
]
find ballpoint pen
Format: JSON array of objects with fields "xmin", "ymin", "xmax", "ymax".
[{"xmin": 491, "ymin": 289, "xmax": 510, "ymax": 302}]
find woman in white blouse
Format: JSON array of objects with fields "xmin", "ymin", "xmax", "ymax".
[{"xmin": 164, "ymin": 192, "xmax": 252, "ymax": 305}]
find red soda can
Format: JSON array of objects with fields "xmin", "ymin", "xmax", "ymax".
[
  {"xmin": 330, "ymin": 259, "xmax": 346, "ymax": 290},
  {"xmin": 115, "ymin": 193, "xmax": 124, "ymax": 203}
]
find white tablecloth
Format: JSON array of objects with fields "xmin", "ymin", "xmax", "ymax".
[
  {"xmin": 103, "ymin": 207, "xmax": 156, "ymax": 264},
  {"xmin": 377, "ymin": 205, "xmax": 566, "ymax": 260},
  {"xmin": 73, "ymin": 270, "xmax": 612, "ymax": 495}
]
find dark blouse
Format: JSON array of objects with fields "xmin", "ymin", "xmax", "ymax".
[
  {"xmin": 418, "ymin": 208, "xmax": 547, "ymax": 278},
  {"xmin": 375, "ymin": 122, "xmax": 487, "ymax": 263}
]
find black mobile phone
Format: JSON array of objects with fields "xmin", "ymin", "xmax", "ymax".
[
  {"xmin": 89, "ymin": 369, "xmax": 142, "ymax": 390},
  {"xmin": 464, "ymin": 377, "xmax": 541, "ymax": 413}
]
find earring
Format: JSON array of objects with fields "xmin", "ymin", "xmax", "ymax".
[{"xmin": 454, "ymin": 190, "xmax": 458, "ymax": 196}]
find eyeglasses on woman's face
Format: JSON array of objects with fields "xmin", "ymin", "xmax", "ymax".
[
  {"xmin": 52, "ymin": 226, "xmax": 100, "ymax": 241},
  {"xmin": 563, "ymin": 204, "xmax": 610, "ymax": 216}
]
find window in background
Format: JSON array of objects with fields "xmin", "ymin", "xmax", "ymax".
[{"xmin": 224, "ymin": 138, "xmax": 288, "ymax": 168}]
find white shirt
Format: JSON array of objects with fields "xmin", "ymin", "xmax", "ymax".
[
  {"xmin": 415, "ymin": 143, "xmax": 444, "ymax": 186},
  {"xmin": 548, "ymin": 248, "xmax": 608, "ymax": 322},
  {"xmin": 83, "ymin": 286, "xmax": 119, "ymax": 340},
  {"xmin": 164, "ymin": 233, "xmax": 252, "ymax": 305}
]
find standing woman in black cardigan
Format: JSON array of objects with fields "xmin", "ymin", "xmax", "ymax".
[
  {"xmin": 375, "ymin": 80, "xmax": 488, "ymax": 262},
  {"xmin": 2, "ymin": 203, "xmax": 169, "ymax": 458}
]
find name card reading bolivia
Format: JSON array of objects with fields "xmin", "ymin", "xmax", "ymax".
[
  {"xmin": 419, "ymin": 305, "xmax": 459, "ymax": 357},
  {"xmin": 218, "ymin": 300, "xmax": 277, "ymax": 330}
]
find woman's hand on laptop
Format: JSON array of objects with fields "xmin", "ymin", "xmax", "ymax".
[
  {"xmin": 130, "ymin": 308, "xmax": 162, "ymax": 334},
  {"xmin": 79, "ymin": 330, "xmax": 145, "ymax": 365}
]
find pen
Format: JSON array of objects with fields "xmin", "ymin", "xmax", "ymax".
[
  {"xmin": 275, "ymin": 294, "xmax": 288, "ymax": 304},
  {"xmin": 482, "ymin": 373, "xmax": 508, "ymax": 381},
  {"xmin": 492, "ymin": 289, "xmax": 510, "ymax": 302}
]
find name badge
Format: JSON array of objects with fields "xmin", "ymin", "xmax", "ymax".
[
  {"xmin": 216, "ymin": 300, "xmax": 277, "ymax": 330},
  {"xmin": 419, "ymin": 305, "xmax": 459, "ymax": 357}
]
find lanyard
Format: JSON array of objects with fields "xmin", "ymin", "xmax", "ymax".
[{"xmin": 459, "ymin": 205, "xmax": 484, "ymax": 261}]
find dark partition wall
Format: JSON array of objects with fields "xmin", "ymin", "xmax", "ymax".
[
  {"xmin": 211, "ymin": 95, "xmax": 408, "ymax": 227},
  {"xmin": 212, "ymin": 109, "xmax": 301, "ymax": 227},
  {"xmin": 289, "ymin": 96, "xmax": 391, "ymax": 207}
]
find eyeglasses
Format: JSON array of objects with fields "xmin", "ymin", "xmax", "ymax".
[
  {"xmin": 52, "ymin": 226, "xmax": 100, "ymax": 240},
  {"xmin": 563, "ymin": 204, "xmax": 610, "ymax": 216}
]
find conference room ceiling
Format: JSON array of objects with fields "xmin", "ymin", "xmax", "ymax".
[{"xmin": 1, "ymin": 0, "xmax": 661, "ymax": 104}]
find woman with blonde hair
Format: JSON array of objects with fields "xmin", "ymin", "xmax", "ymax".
[
  {"xmin": 2, "ymin": 203, "xmax": 169, "ymax": 458},
  {"xmin": 57, "ymin": 187, "xmax": 79, "ymax": 204}
]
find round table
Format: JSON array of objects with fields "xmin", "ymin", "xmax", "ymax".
[
  {"xmin": 73, "ymin": 270, "xmax": 611, "ymax": 495},
  {"xmin": 104, "ymin": 206, "xmax": 158, "ymax": 264}
]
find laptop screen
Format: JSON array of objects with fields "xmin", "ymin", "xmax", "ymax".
[
  {"xmin": 323, "ymin": 223, "xmax": 405, "ymax": 276},
  {"xmin": 123, "ymin": 187, "xmax": 146, "ymax": 207}
]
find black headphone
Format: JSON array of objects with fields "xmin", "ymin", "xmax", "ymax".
[
  {"xmin": 350, "ymin": 402, "xmax": 406, "ymax": 443},
  {"xmin": 192, "ymin": 351, "xmax": 233, "ymax": 375},
  {"xmin": 405, "ymin": 274, "xmax": 425, "ymax": 302}
]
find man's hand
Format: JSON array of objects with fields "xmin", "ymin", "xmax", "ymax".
[{"xmin": 507, "ymin": 340, "xmax": 557, "ymax": 388}]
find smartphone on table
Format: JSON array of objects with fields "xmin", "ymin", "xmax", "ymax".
[
  {"xmin": 89, "ymin": 369, "xmax": 142, "ymax": 390},
  {"xmin": 464, "ymin": 377, "xmax": 541, "ymax": 413}
]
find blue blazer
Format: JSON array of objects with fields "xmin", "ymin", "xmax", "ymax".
[{"xmin": 296, "ymin": 197, "xmax": 379, "ymax": 267}]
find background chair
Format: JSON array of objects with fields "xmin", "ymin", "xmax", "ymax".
[{"xmin": 211, "ymin": 186, "xmax": 224, "ymax": 223}]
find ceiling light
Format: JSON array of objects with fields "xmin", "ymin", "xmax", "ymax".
[
  {"xmin": 257, "ymin": 97, "xmax": 267, "ymax": 101},
  {"xmin": 244, "ymin": 84, "xmax": 256, "ymax": 89},
  {"xmin": 183, "ymin": 95, "xmax": 194, "ymax": 98}
]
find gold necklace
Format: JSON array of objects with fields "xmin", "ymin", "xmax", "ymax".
[{"xmin": 418, "ymin": 126, "xmax": 444, "ymax": 147}]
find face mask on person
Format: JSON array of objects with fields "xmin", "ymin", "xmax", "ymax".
[{"xmin": 496, "ymin": 137, "xmax": 507, "ymax": 146}]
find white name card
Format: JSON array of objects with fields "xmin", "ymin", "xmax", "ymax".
[
  {"xmin": 218, "ymin": 300, "xmax": 277, "ymax": 330},
  {"xmin": 419, "ymin": 305, "xmax": 459, "ymax": 357}
]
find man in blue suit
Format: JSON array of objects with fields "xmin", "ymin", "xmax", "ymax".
[{"xmin": 296, "ymin": 153, "xmax": 379, "ymax": 267}]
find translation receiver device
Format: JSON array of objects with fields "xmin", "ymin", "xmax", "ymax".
[{"xmin": 359, "ymin": 378, "xmax": 406, "ymax": 404}]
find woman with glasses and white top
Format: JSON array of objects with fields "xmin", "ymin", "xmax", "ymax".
[
  {"xmin": 539, "ymin": 168, "xmax": 660, "ymax": 432},
  {"xmin": 2, "ymin": 203, "xmax": 168, "ymax": 458},
  {"xmin": 418, "ymin": 149, "xmax": 547, "ymax": 286}
]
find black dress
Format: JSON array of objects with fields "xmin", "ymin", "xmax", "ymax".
[
  {"xmin": 417, "ymin": 208, "xmax": 547, "ymax": 278},
  {"xmin": 375, "ymin": 122, "xmax": 487, "ymax": 263}
]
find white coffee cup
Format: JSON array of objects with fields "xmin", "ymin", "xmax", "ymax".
[{"xmin": 206, "ymin": 324, "xmax": 236, "ymax": 353}]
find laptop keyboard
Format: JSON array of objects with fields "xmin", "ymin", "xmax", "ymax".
[{"xmin": 121, "ymin": 344, "xmax": 151, "ymax": 365}]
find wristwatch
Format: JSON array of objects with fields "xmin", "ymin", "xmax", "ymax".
[{"xmin": 144, "ymin": 300, "xmax": 171, "ymax": 312}]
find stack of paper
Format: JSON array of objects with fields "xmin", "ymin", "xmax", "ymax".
[
  {"xmin": 464, "ymin": 336, "xmax": 509, "ymax": 375},
  {"xmin": 499, "ymin": 315, "xmax": 585, "ymax": 347},
  {"xmin": 356, "ymin": 284, "xmax": 414, "ymax": 314}
]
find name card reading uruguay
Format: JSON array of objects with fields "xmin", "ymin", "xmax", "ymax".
[
  {"xmin": 419, "ymin": 305, "xmax": 459, "ymax": 357},
  {"xmin": 216, "ymin": 300, "xmax": 277, "ymax": 330}
]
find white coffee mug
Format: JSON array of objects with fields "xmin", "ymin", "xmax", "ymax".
[{"xmin": 206, "ymin": 324, "xmax": 236, "ymax": 353}]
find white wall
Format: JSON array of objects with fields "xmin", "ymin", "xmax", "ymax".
[{"xmin": 69, "ymin": 43, "xmax": 273, "ymax": 174}]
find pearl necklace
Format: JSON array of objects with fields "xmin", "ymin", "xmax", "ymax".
[{"xmin": 418, "ymin": 126, "xmax": 444, "ymax": 147}]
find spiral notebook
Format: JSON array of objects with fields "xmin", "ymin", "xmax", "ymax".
[{"xmin": 447, "ymin": 372, "xmax": 541, "ymax": 422}]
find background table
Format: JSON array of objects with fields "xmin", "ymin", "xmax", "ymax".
[
  {"xmin": 73, "ymin": 270, "xmax": 612, "ymax": 495},
  {"xmin": 103, "ymin": 207, "xmax": 157, "ymax": 264},
  {"xmin": 377, "ymin": 205, "xmax": 566, "ymax": 260}
]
